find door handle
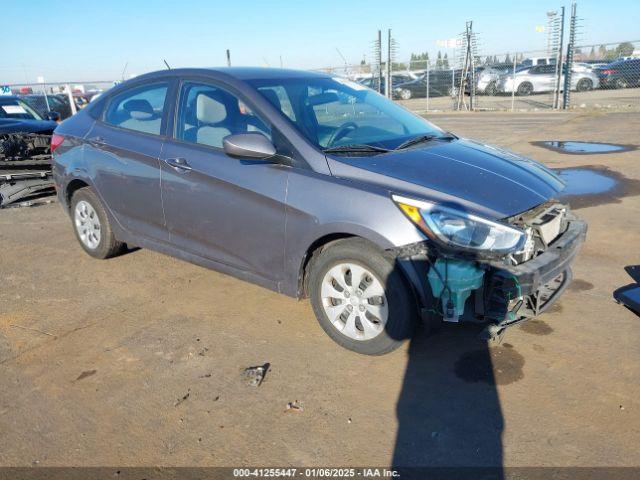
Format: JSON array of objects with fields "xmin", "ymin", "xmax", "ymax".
[
  {"xmin": 89, "ymin": 136, "xmax": 106, "ymax": 145},
  {"xmin": 164, "ymin": 157, "xmax": 192, "ymax": 172}
]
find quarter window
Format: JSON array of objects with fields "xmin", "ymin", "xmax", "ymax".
[
  {"xmin": 176, "ymin": 82, "xmax": 271, "ymax": 148},
  {"xmin": 104, "ymin": 83, "xmax": 168, "ymax": 135}
]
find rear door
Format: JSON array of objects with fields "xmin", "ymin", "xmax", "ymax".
[
  {"xmin": 159, "ymin": 79, "xmax": 289, "ymax": 287},
  {"xmin": 86, "ymin": 81, "xmax": 172, "ymax": 242}
]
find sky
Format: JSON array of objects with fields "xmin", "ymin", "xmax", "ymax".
[{"xmin": 2, "ymin": 0, "xmax": 638, "ymax": 84}]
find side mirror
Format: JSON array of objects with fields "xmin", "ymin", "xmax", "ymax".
[
  {"xmin": 223, "ymin": 132, "xmax": 276, "ymax": 160},
  {"xmin": 45, "ymin": 111, "xmax": 61, "ymax": 122}
]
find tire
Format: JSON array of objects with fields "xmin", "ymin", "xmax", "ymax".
[
  {"xmin": 399, "ymin": 89, "xmax": 412, "ymax": 100},
  {"xmin": 308, "ymin": 238, "xmax": 417, "ymax": 355},
  {"xmin": 485, "ymin": 81, "xmax": 497, "ymax": 96},
  {"xmin": 70, "ymin": 187, "xmax": 124, "ymax": 259},
  {"xmin": 615, "ymin": 78, "xmax": 628, "ymax": 89},
  {"xmin": 517, "ymin": 82, "xmax": 533, "ymax": 96},
  {"xmin": 576, "ymin": 78, "xmax": 593, "ymax": 92}
]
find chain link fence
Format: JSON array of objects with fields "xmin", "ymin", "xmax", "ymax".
[
  {"xmin": 316, "ymin": 38, "xmax": 640, "ymax": 113},
  {"xmin": 3, "ymin": 46, "xmax": 638, "ymax": 118}
]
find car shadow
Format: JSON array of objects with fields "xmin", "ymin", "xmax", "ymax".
[{"xmin": 391, "ymin": 324, "xmax": 506, "ymax": 478}]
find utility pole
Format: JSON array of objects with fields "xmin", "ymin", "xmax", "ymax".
[
  {"xmin": 563, "ymin": 2, "xmax": 577, "ymax": 109},
  {"xmin": 226, "ymin": 49, "xmax": 231, "ymax": 67}
]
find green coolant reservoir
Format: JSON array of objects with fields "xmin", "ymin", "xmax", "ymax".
[{"xmin": 427, "ymin": 258, "xmax": 485, "ymax": 322}]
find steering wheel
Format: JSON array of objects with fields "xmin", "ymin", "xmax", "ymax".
[{"xmin": 326, "ymin": 122, "xmax": 359, "ymax": 147}]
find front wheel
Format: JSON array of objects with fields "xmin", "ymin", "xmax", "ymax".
[
  {"xmin": 71, "ymin": 187, "xmax": 124, "ymax": 259},
  {"xmin": 308, "ymin": 239, "xmax": 417, "ymax": 355}
]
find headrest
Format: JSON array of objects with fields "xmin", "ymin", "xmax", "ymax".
[
  {"xmin": 196, "ymin": 92, "xmax": 227, "ymax": 124},
  {"xmin": 261, "ymin": 89, "xmax": 282, "ymax": 110},
  {"xmin": 122, "ymin": 99, "xmax": 154, "ymax": 120}
]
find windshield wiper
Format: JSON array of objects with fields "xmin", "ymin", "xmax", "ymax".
[
  {"xmin": 395, "ymin": 132, "xmax": 458, "ymax": 150},
  {"xmin": 322, "ymin": 144, "xmax": 391, "ymax": 155}
]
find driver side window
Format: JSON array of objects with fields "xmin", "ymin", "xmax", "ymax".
[{"xmin": 175, "ymin": 82, "xmax": 271, "ymax": 148}]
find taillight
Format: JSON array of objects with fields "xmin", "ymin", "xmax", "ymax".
[
  {"xmin": 602, "ymin": 69, "xmax": 617, "ymax": 75},
  {"xmin": 50, "ymin": 134, "xmax": 64, "ymax": 154}
]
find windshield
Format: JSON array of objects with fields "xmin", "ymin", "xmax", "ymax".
[
  {"xmin": 0, "ymin": 98, "xmax": 42, "ymax": 120},
  {"xmin": 247, "ymin": 76, "xmax": 443, "ymax": 150}
]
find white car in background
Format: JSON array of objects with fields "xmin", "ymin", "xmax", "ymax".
[{"xmin": 497, "ymin": 64, "xmax": 600, "ymax": 95}]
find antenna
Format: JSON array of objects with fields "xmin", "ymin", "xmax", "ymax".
[
  {"xmin": 121, "ymin": 61, "xmax": 129, "ymax": 81},
  {"xmin": 163, "ymin": 59, "xmax": 171, "ymax": 70}
]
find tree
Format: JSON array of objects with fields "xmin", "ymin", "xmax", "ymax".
[
  {"xmin": 505, "ymin": 53, "xmax": 512, "ymax": 64},
  {"xmin": 616, "ymin": 42, "xmax": 635, "ymax": 57},
  {"xmin": 443, "ymin": 53, "xmax": 450, "ymax": 69},
  {"xmin": 589, "ymin": 46, "xmax": 596, "ymax": 60},
  {"xmin": 436, "ymin": 51, "xmax": 443, "ymax": 69},
  {"xmin": 598, "ymin": 45, "xmax": 608, "ymax": 59}
]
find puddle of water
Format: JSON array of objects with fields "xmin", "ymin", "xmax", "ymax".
[
  {"xmin": 553, "ymin": 166, "xmax": 640, "ymax": 209},
  {"xmin": 557, "ymin": 168, "xmax": 617, "ymax": 195},
  {"xmin": 533, "ymin": 141, "xmax": 636, "ymax": 154}
]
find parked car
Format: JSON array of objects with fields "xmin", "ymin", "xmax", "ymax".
[
  {"xmin": 497, "ymin": 64, "xmax": 599, "ymax": 95},
  {"xmin": 52, "ymin": 68, "xmax": 586, "ymax": 355},
  {"xmin": 0, "ymin": 96, "xmax": 59, "ymax": 133},
  {"xmin": 357, "ymin": 74, "xmax": 415, "ymax": 95},
  {"xmin": 594, "ymin": 58, "xmax": 640, "ymax": 89},
  {"xmin": 20, "ymin": 94, "xmax": 75, "ymax": 120},
  {"xmin": 520, "ymin": 57, "xmax": 556, "ymax": 67},
  {"xmin": 473, "ymin": 63, "xmax": 521, "ymax": 95},
  {"xmin": 393, "ymin": 69, "xmax": 462, "ymax": 100}
]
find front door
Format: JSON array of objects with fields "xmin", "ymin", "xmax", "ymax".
[{"xmin": 160, "ymin": 80, "xmax": 288, "ymax": 287}]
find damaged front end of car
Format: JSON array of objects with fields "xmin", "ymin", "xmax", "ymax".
[
  {"xmin": 390, "ymin": 196, "xmax": 588, "ymax": 340},
  {"xmin": 0, "ymin": 133, "xmax": 54, "ymax": 207}
]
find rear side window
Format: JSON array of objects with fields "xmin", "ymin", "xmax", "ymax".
[{"xmin": 104, "ymin": 83, "xmax": 168, "ymax": 135}]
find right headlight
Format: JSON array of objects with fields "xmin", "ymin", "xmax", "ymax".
[{"xmin": 393, "ymin": 194, "xmax": 526, "ymax": 254}]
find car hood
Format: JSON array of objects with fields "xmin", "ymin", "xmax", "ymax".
[
  {"xmin": 0, "ymin": 118, "xmax": 57, "ymax": 134},
  {"xmin": 326, "ymin": 138, "xmax": 565, "ymax": 220}
]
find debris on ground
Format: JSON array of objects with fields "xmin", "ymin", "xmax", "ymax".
[
  {"xmin": 75, "ymin": 370, "xmax": 97, "ymax": 382},
  {"xmin": 242, "ymin": 363, "xmax": 270, "ymax": 387},
  {"xmin": 285, "ymin": 400, "xmax": 304, "ymax": 413},
  {"xmin": 174, "ymin": 389, "xmax": 191, "ymax": 407}
]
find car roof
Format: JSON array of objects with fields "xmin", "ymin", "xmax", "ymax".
[{"xmin": 133, "ymin": 67, "xmax": 333, "ymax": 82}]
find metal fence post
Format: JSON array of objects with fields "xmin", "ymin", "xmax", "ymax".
[
  {"xmin": 386, "ymin": 29, "xmax": 392, "ymax": 99},
  {"xmin": 426, "ymin": 63, "xmax": 430, "ymax": 112},
  {"xmin": 553, "ymin": 6, "xmax": 565, "ymax": 109},
  {"xmin": 65, "ymin": 84, "xmax": 77, "ymax": 115},
  {"xmin": 563, "ymin": 2, "xmax": 577, "ymax": 109},
  {"xmin": 511, "ymin": 54, "xmax": 516, "ymax": 112}
]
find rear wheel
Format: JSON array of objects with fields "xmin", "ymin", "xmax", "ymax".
[
  {"xmin": 308, "ymin": 239, "xmax": 417, "ymax": 355},
  {"xmin": 517, "ymin": 82, "xmax": 533, "ymax": 96},
  {"xmin": 71, "ymin": 187, "xmax": 123, "ymax": 259},
  {"xmin": 399, "ymin": 89, "xmax": 412, "ymax": 100},
  {"xmin": 576, "ymin": 78, "xmax": 593, "ymax": 92}
]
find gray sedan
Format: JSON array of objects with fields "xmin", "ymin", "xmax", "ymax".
[{"xmin": 52, "ymin": 68, "xmax": 586, "ymax": 355}]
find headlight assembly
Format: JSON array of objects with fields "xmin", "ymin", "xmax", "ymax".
[{"xmin": 393, "ymin": 194, "xmax": 526, "ymax": 254}]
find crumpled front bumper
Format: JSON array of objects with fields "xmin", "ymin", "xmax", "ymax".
[
  {"xmin": 489, "ymin": 218, "xmax": 587, "ymax": 296},
  {"xmin": 394, "ymin": 217, "xmax": 588, "ymax": 323}
]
